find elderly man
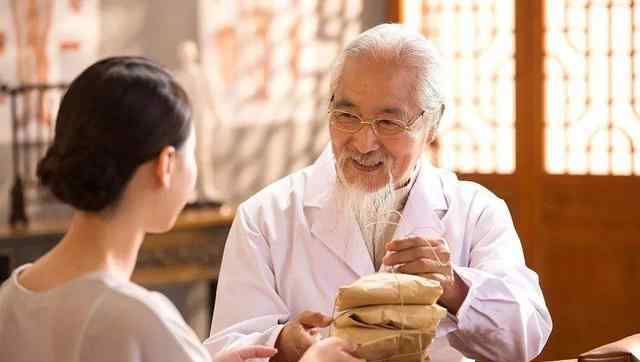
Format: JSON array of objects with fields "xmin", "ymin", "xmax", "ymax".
[{"xmin": 205, "ymin": 24, "xmax": 552, "ymax": 362}]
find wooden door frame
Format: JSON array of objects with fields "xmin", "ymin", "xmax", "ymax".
[
  {"xmin": 388, "ymin": 1, "xmax": 640, "ymax": 360},
  {"xmin": 388, "ymin": 0, "xmax": 546, "ymax": 266}
]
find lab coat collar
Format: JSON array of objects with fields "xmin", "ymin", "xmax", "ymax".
[
  {"xmin": 392, "ymin": 160, "xmax": 449, "ymax": 241},
  {"xmin": 303, "ymin": 145, "xmax": 373, "ymax": 277},
  {"xmin": 303, "ymin": 145, "xmax": 336, "ymax": 208}
]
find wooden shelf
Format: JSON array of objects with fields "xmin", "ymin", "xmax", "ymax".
[
  {"xmin": 0, "ymin": 206, "xmax": 235, "ymax": 241},
  {"xmin": 0, "ymin": 207, "xmax": 235, "ymax": 285},
  {"xmin": 132, "ymin": 264, "xmax": 219, "ymax": 287}
]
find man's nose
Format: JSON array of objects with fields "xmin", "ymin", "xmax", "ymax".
[{"xmin": 351, "ymin": 123, "xmax": 380, "ymax": 154}]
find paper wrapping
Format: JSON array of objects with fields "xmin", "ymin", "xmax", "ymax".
[
  {"xmin": 334, "ymin": 304, "xmax": 447, "ymax": 332},
  {"xmin": 335, "ymin": 273, "xmax": 443, "ymax": 310},
  {"xmin": 334, "ymin": 327, "xmax": 435, "ymax": 362}
]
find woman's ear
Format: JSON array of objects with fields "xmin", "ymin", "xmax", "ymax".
[{"xmin": 154, "ymin": 146, "xmax": 176, "ymax": 188}]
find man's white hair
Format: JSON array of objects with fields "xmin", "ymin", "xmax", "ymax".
[{"xmin": 330, "ymin": 23, "xmax": 445, "ymax": 129}]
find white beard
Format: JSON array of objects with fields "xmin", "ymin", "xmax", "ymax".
[{"xmin": 334, "ymin": 150, "xmax": 398, "ymax": 251}]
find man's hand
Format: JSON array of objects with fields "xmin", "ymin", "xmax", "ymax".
[
  {"xmin": 271, "ymin": 311, "xmax": 332, "ymax": 362},
  {"xmin": 300, "ymin": 337, "xmax": 364, "ymax": 362},
  {"xmin": 215, "ymin": 345, "xmax": 277, "ymax": 362},
  {"xmin": 383, "ymin": 237, "xmax": 468, "ymax": 314}
]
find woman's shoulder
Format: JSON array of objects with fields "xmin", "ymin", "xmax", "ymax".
[
  {"xmin": 81, "ymin": 278, "xmax": 210, "ymax": 361},
  {"xmin": 90, "ymin": 279, "xmax": 185, "ymax": 331}
]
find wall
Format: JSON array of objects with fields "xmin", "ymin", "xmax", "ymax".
[
  {"xmin": 99, "ymin": 0, "xmax": 199, "ymax": 69},
  {"xmin": 0, "ymin": 0, "xmax": 388, "ymax": 339}
]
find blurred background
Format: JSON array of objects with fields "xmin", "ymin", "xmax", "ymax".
[{"xmin": 0, "ymin": 1, "xmax": 638, "ymax": 360}]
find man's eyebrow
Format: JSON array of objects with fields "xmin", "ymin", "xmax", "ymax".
[
  {"xmin": 379, "ymin": 107, "xmax": 405, "ymax": 117},
  {"xmin": 332, "ymin": 97, "xmax": 407, "ymax": 117},
  {"xmin": 333, "ymin": 98, "xmax": 356, "ymax": 109}
]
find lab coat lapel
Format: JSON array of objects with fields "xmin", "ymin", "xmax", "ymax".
[
  {"xmin": 304, "ymin": 146, "xmax": 375, "ymax": 277},
  {"xmin": 393, "ymin": 160, "xmax": 449, "ymax": 241}
]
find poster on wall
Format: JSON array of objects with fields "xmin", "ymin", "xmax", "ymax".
[
  {"xmin": 0, "ymin": 0, "xmax": 99, "ymax": 144},
  {"xmin": 199, "ymin": 0, "xmax": 362, "ymax": 127}
]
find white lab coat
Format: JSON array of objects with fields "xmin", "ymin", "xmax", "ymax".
[{"xmin": 205, "ymin": 146, "xmax": 552, "ymax": 362}]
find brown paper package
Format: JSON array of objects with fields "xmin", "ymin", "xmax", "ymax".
[
  {"xmin": 334, "ymin": 327, "xmax": 435, "ymax": 362},
  {"xmin": 335, "ymin": 273, "xmax": 443, "ymax": 310},
  {"xmin": 332, "ymin": 273, "xmax": 446, "ymax": 361},
  {"xmin": 334, "ymin": 304, "xmax": 447, "ymax": 332}
]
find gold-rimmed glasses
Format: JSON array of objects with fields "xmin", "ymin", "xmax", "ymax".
[{"xmin": 328, "ymin": 108, "xmax": 426, "ymax": 138}]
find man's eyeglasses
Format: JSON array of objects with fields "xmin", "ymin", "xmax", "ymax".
[{"xmin": 328, "ymin": 108, "xmax": 426, "ymax": 138}]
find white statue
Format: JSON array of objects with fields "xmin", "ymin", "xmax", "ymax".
[{"xmin": 174, "ymin": 40, "xmax": 223, "ymax": 203}]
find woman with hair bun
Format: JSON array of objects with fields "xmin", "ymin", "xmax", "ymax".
[{"xmin": 0, "ymin": 56, "xmax": 268, "ymax": 362}]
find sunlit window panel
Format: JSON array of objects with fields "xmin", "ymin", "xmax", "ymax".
[
  {"xmin": 403, "ymin": 1, "xmax": 516, "ymax": 174},
  {"xmin": 545, "ymin": 0, "xmax": 640, "ymax": 175}
]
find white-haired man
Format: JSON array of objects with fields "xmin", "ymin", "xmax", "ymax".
[{"xmin": 205, "ymin": 24, "xmax": 552, "ymax": 362}]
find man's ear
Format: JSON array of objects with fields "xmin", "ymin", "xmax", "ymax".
[
  {"xmin": 155, "ymin": 146, "xmax": 176, "ymax": 188},
  {"xmin": 426, "ymin": 104, "xmax": 445, "ymax": 145}
]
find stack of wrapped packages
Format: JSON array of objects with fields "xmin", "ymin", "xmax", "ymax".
[{"xmin": 332, "ymin": 273, "xmax": 447, "ymax": 362}]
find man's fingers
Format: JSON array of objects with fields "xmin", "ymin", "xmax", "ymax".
[
  {"xmin": 418, "ymin": 272, "xmax": 448, "ymax": 281},
  {"xmin": 382, "ymin": 246, "xmax": 449, "ymax": 265},
  {"xmin": 385, "ymin": 237, "xmax": 425, "ymax": 251},
  {"xmin": 297, "ymin": 311, "xmax": 333, "ymax": 328},
  {"xmin": 395, "ymin": 258, "xmax": 450, "ymax": 275},
  {"xmin": 233, "ymin": 346, "xmax": 278, "ymax": 359},
  {"xmin": 386, "ymin": 237, "xmax": 445, "ymax": 252}
]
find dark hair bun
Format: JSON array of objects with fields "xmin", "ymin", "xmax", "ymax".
[
  {"xmin": 35, "ymin": 56, "xmax": 191, "ymax": 212},
  {"xmin": 37, "ymin": 147, "xmax": 126, "ymax": 212}
]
